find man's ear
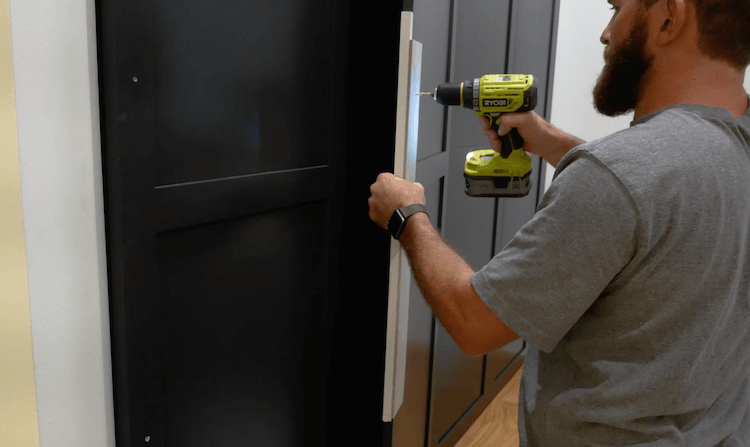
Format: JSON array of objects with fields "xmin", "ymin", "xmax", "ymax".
[{"xmin": 653, "ymin": 0, "xmax": 688, "ymax": 47}]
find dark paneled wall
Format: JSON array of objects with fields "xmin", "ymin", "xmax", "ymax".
[{"xmin": 393, "ymin": 1, "xmax": 560, "ymax": 446}]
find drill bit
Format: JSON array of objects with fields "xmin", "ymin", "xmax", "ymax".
[{"xmin": 417, "ymin": 92, "xmax": 434, "ymax": 97}]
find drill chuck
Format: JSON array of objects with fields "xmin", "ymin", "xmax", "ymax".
[{"xmin": 432, "ymin": 81, "xmax": 471, "ymax": 107}]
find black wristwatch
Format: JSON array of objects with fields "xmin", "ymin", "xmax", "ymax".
[{"xmin": 388, "ymin": 204, "xmax": 429, "ymax": 240}]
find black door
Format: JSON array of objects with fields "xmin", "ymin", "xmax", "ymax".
[{"xmin": 97, "ymin": 1, "xmax": 404, "ymax": 446}]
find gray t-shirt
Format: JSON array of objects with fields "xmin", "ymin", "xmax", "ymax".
[{"xmin": 471, "ymin": 102, "xmax": 750, "ymax": 446}]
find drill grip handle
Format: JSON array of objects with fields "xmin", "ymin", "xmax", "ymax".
[
  {"xmin": 489, "ymin": 118, "xmax": 524, "ymax": 158},
  {"xmin": 500, "ymin": 128, "xmax": 524, "ymax": 158}
]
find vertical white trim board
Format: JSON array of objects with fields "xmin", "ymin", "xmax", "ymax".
[{"xmin": 383, "ymin": 10, "xmax": 422, "ymax": 423}]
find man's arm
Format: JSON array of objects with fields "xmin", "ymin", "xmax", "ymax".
[
  {"xmin": 368, "ymin": 173, "xmax": 518, "ymax": 356},
  {"xmin": 397, "ymin": 212, "xmax": 519, "ymax": 357},
  {"xmin": 369, "ymin": 113, "xmax": 586, "ymax": 355}
]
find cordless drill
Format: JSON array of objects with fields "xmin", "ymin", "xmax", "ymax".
[{"xmin": 421, "ymin": 74, "xmax": 537, "ymax": 197}]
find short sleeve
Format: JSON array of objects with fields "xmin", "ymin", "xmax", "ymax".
[{"xmin": 470, "ymin": 150, "xmax": 640, "ymax": 353}]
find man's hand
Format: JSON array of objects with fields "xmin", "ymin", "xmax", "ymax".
[
  {"xmin": 368, "ymin": 173, "xmax": 426, "ymax": 229},
  {"xmin": 479, "ymin": 111, "xmax": 584, "ymax": 168}
]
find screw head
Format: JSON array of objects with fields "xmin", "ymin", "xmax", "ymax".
[{"xmin": 145, "ymin": 435, "xmax": 151, "ymax": 442}]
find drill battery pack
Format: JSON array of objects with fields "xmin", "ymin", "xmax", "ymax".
[{"xmin": 464, "ymin": 149, "xmax": 533, "ymax": 197}]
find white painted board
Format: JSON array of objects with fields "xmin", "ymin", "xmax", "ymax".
[{"xmin": 382, "ymin": 11, "xmax": 422, "ymax": 423}]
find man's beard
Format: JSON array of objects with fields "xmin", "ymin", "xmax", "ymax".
[{"xmin": 593, "ymin": 17, "xmax": 654, "ymax": 117}]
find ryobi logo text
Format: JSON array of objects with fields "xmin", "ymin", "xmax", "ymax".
[{"xmin": 483, "ymin": 98, "xmax": 508, "ymax": 107}]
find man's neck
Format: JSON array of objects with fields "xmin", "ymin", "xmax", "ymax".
[{"xmin": 635, "ymin": 58, "xmax": 748, "ymax": 120}]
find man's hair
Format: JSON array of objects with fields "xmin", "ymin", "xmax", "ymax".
[{"xmin": 641, "ymin": 0, "xmax": 750, "ymax": 69}]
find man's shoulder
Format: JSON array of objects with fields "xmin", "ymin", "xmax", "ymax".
[{"xmin": 558, "ymin": 107, "xmax": 724, "ymax": 186}]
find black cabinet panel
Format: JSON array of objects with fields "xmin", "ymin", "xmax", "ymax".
[
  {"xmin": 157, "ymin": 201, "xmax": 328, "ymax": 446},
  {"xmin": 423, "ymin": 176, "xmax": 444, "ymax": 228},
  {"xmin": 413, "ymin": 0, "xmax": 453, "ymax": 160},
  {"xmin": 486, "ymin": 338, "xmax": 524, "ymax": 385},
  {"xmin": 152, "ymin": 0, "xmax": 335, "ymax": 186},
  {"xmin": 429, "ymin": 322, "xmax": 484, "ymax": 445}
]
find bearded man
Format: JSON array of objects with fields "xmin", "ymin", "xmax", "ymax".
[{"xmin": 368, "ymin": 0, "xmax": 750, "ymax": 445}]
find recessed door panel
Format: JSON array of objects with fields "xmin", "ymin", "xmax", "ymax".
[
  {"xmin": 157, "ymin": 202, "xmax": 328, "ymax": 446},
  {"xmin": 152, "ymin": 0, "xmax": 334, "ymax": 186}
]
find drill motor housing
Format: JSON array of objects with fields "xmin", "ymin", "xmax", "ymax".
[{"xmin": 436, "ymin": 74, "xmax": 537, "ymax": 121}]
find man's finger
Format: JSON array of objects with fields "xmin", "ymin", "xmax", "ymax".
[
  {"xmin": 499, "ymin": 111, "xmax": 535, "ymax": 131},
  {"xmin": 478, "ymin": 115, "xmax": 490, "ymax": 130},
  {"xmin": 498, "ymin": 122, "xmax": 513, "ymax": 137}
]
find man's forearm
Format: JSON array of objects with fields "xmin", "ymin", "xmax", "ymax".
[
  {"xmin": 542, "ymin": 121, "xmax": 586, "ymax": 168},
  {"xmin": 398, "ymin": 213, "xmax": 475, "ymax": 341},
  {"xmin": 397, "ymin": 213, "xmax": 519, "ymax": 356}
]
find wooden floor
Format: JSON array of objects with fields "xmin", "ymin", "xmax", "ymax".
[{"xmin": 454, "ymin": 366, "xmax": 523, "ymax": 447}]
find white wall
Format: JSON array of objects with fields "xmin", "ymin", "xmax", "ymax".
[
  {"xmin": 10, "ymin": 0, "xmax": 115, "ymax": 445},
  {"xmin": 548, "ymin": 1, "xmax": 750, "ymax": 192}
]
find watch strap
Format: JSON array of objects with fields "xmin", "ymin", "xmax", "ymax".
[
  {"xmin": 398, "ymin": 203, "xmax": 428, "ymax": 220},
  {"xmin": 390, "ymin": 203, "xmax": 428, "ymax": 240}
]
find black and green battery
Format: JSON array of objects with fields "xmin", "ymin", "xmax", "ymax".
[{"xmin": 420, "ymin": 74, "xmax": 537, "ymax": 197}]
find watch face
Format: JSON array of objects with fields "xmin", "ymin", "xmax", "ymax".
[{"xmin": 388, "ymin": 210, "xmax": 405, "ymax": 238}]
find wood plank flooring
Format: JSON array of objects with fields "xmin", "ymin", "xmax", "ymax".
[{"xmin": 454, "ymin": 366, "xmax": 523, "ymax": 447}]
